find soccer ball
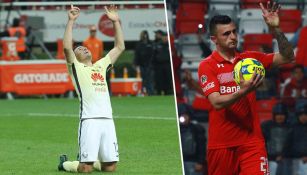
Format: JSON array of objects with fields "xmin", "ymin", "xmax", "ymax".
[{"xmin": 233, "ymin": 58, "xmax": 265, "ymax": 85}]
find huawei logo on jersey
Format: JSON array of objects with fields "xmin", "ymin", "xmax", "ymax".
[{"xmin": 91, "ymin": 73, "xmax": 104, "ymax": 82}]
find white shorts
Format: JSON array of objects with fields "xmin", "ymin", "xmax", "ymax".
[{"xmin": 78, "ymin": 118, "xmax": 119, "ymax": 163}]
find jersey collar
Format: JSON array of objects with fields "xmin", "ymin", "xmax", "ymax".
[{"xmin": 212, "ymin": 50, "xmax": 240, "ymax": 63}]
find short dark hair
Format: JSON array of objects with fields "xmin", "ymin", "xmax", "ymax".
[
  {"xmin": 296, "ymin": 103, "xmax": 307, "ymax": 116},
  {"xmin": 209, "ymin": 15, "xmax": 232, "ymax": 36},
  {"xmin": 273, "ymin": 103, "xmax": 288, "ymax": 117}
]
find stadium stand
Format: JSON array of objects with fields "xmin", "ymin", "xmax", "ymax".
[
  {"xmin": 209, "ymin": 0, "xmax": 240, "ymax": 10},
  {"xmin": 207, "ymin": 9, "xmax": 239, "ymax": 25},
  {"xmin": 175, "ymin": 1, "xmax": 207, "ymax": 35},
  {"xmin": 296, "ymin": 27, "xmax": 307, "ymax": 66},
  {"xmin": 256, "ymin": 98, "xmax": 278, "ymax": 123},
  {"xmin": 242, "ymin": 34, "xmax": 273, "ymax": 51},
  {"xmin": 276, "ymin": 0, "xmax": 300, "ymax": 9},
  {"xmin": 279, "ymin": 9, "xmax": 302, "ymax": 33},
  {"xmin": 178, "ymin": 34, "xmax": 200, "ymax": 45},
  {"xmin": 177, "ymin": 34, "xmax": 202, "ymax": 61},
  {"xmin": 239, "ymin": 9, "xmax": 268, "ymax": 34},
  {"xmin": 241, "ymin": 0, "xmax": 267, "ymax": 9}
]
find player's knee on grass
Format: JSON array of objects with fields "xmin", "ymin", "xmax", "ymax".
[
  {"xmin": 102, "ymin": 162, "xmax": 117, "ymax": 172},
  {"xmin": 78, "ymin": 162, "xmax": 94, "ymax": 173}
]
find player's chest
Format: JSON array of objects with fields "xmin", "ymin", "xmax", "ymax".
[
  {"xmin": 213, "ymin": 62, "xmax": 239, "ymax": 94},
  {"xmin": 78, "ymin": 66, "xmax": 106, "ymax": 85},
  {"xmin": 213, "ymin": 62, "xmax": 235, "ymax": 83}
]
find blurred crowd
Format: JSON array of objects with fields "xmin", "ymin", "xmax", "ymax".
[{"xmin": 134, "ymin": 30, "xmax": 173, "ymax": 96}]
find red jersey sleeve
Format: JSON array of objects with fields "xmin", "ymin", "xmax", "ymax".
[
  {"xmin": 241, "ymin": 51, "xmax": 274, "ymax": 69},
  {"xmin": 198, "ymin": 61, "xmax": 220, "ymax": 97}
]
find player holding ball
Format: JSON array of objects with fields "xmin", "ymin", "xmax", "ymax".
[{"xmin": 198, "ymin": 1, "xmax": 294, "ymax": 174}]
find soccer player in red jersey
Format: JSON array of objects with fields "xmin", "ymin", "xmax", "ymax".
[{"xmin": 198, "ymin": 1, "xmax": 294, "ymax": 175}]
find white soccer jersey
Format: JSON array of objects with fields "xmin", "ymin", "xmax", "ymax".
[{"xmin": 67, "ymin": 54, "xmax": 113, "ymax": 119}]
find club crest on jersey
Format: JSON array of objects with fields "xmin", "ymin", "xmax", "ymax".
[
  {"xmin": 91, "ymin": 73, "xmax": 104, "ymax": 82},
  {"xmin": 201, "ymin": 75, "xmax": 207, "ymax": 84}
]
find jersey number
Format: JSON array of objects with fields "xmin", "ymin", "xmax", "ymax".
[{"xmin": 260, "ymin": 156, "xmax": 269, "ymax": 174}]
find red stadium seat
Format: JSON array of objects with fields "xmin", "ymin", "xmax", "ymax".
[
  {"xmin": 176, "ymin": 2, "xmax": 207, "ymax": 20},
  {"xmin": 258, "ymin": 112, "xmax": 272, "ymax": 123},
  {"xmin": 256, "ymin": 98, "xmax": 278, "ymax": 123},
  {"xmin": 279, "ymin": 9, "xmax": 302, "ymax": 33},
  {"xmin": 176, "ymin": 21, "xmax": 204, "ymax": 34},
  {"xmin": 243, "ymin": 34, "xmax": 273, "ymax": 51},
  {"xmin": 241, "ymin": 0, "xmax": 267, "ymax": 9},
  {"xmin": 295, "ymin": 27, "xmax": 307, "ymax": 66},
  {"xmin": 175, "ymin": 2, "xmax": 207, "ymax": 35},
  {"xmin": 256, "ymin": 98, "xmax": 278, "ymax": 113}
]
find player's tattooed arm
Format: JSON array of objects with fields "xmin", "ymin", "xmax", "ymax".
[
  {"xmin": 272, "ymin": 27, "xmax": 294, "ymax": 60},
  {"xmin": 260, "ymin": 1, "xmax": 294, "ymax": 65}
]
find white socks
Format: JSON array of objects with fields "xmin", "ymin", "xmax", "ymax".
[
  {"xmin": 63, "ymin": 161, "xmax": 79, "ymax": 172},
  {"xmin": 93, "ymin": 161, "xmax": 102, "ymax": 171}
]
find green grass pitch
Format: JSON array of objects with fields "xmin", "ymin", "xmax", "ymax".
[{"xmin": 0, "ymin": 96, "xmax": 183, "ymax": 175}]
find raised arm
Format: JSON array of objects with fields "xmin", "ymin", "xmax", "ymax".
[
  {"xmin": 63, "ymin": 5, "xmax": 80, "ymax": 64},
  {"xmin": 105, "ymin": 5, "xmax": 125, "ymax": 64},
  {"xmin": 259, "ymin": 1, "xmax": 295, "ymax": 66}
]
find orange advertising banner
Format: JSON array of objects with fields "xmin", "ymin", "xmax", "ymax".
[
  {"xmin": 110, "ymin": 78, "xmax": 142, "ymax": 96},
  {"xmin": 0, "ymin": 60, "xmax": 74, "ymax": 95}
]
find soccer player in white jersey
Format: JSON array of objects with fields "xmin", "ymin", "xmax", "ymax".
[{"xmin": 58, "ymin": 4, "xmax": 125, "ymax": 173}]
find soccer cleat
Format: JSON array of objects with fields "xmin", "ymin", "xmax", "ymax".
[{"xmin": 58, "ymin": 154, "xmax": 68, "ymax": 171}]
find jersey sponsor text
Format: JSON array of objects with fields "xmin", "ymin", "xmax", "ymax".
[
  {"xmin": 202, "ymin": 82, "xmax": 215, "ymax": 92},
  {"xmin": 220, "ymin": 85, "xmax": 240, "ymax": 94}
]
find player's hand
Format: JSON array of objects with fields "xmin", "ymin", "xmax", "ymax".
[
  {"xmin": 68, "ymin": 5, "xmax": 80, "ymax": 21},
  {"xmin": 239, "ymin": 71, "xmax": 264, "ymax": 94},
  {"xmin": 104, "ymin": 5, "xmax": 120, "ymax": 22},
  {"xmin": 260, "ymin": 1, "xmax": 281, "ymax": 28}
]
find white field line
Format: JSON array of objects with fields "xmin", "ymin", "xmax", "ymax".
[{"xmin": 0, "ymin": 113, "xmax": 176, "ymax": 121}]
